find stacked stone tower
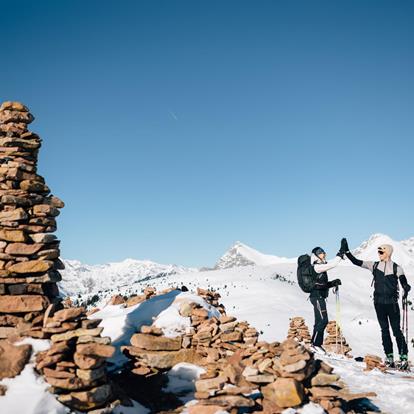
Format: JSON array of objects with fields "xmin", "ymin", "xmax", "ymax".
[{"xmin": 0, "ymin": 101, "xmax": 64, "ymax": 338}]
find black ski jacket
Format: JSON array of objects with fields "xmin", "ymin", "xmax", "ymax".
[{"xmin": 346, "ymin": 252, "xmax": 410, "ymax": 304}]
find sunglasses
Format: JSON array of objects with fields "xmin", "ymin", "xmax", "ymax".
[{"xmin": 378, "ymin": 250, "xmax": 385, "ymax": 255}]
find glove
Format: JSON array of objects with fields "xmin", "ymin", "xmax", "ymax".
[
  {"xmin": 340, "ymin": 238, "xmax": 349, "ymax": 254},
  {"xmin": 328, "ymin": 279, "xmax": 342, "ymax": 288},
  {"xmin": 336, "ymin": 251, "xmax": 345, "ymax": 259},
  {"xmin": 403, "ymin": 284, "xmax": 411, "ymax": 299}
]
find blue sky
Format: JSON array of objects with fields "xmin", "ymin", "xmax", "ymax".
[{"xmin": 1, "ymin": 1, "xmax": 413, "ymax": 266}]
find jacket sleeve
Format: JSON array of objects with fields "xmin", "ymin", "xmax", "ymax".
[
  {"xmin": 397, "ymin": 266, "xmax": 411, "ymax": 291},
  {"xmin": 345, "ymin": 251, "xmax": 363, "ymax": 266},
  {"xmin": 313, "ymin": 256, "xmax": 342, "ymax": 274}
]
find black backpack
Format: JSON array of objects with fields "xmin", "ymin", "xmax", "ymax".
[{"xmin": 297, "ymin": 254, "xmax": 317, "ymax": 293}]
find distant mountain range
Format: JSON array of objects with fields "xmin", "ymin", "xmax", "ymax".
[{"xmin": 59, "ymin": 233, "xmax": 414, "ymax": 297}]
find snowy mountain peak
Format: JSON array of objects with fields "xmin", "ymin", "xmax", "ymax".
[{"xmin": 214, "ymin": 241, "xmax": 294, "ymax": 269}]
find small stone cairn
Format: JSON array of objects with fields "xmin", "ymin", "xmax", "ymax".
[
  {"xmin": 323, "ymin": 321, "xmax": 352, "ymax": 356},
  {"xmin": 286, "ymin": 316, "xmax": 311, "ymax": 344},
  {"xmin": 0, "ymin": 101, "xmax": 64, "ymax": 339},
  {"xmin": 35, "ymin": 306, "xmax": 116, "ymax": 411}
]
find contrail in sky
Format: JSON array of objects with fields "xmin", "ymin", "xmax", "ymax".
[{"xmin": 169, "ymin": 110, "xmax": 178, "ymax": 121}]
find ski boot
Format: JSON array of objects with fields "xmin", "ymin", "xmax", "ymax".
[
  {"xmin": 396, "ymin": 355, "xmax": 410, "ymax": 371},
  {"xmin": 384, "ymin": 353, "xmax": 395, "ymax": 369}
]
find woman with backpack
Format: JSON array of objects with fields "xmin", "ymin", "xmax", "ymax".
[
  {"xmin": 342, "ymin": 238, "xmax": 411, "ymax": 369},
  {"xmin": 308, "ymin": 246, "xmax": 343, "ymax": 353}
]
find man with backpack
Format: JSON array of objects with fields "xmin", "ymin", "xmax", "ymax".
[
  {"xmin": 342, "ymin": 238, "xmax": 411, "ymax": 369},
  {"xmin": 297, "ymin": 244, "xmax": 344, "ymax": 353}
]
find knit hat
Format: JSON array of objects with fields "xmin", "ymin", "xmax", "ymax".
[
  {"xmin": 312, "ymin": 247, "xmax": 326, "ymax": 256},
  {"xmin": 378, "ymin": 244, "xmax": 393, "ymax": 257}
]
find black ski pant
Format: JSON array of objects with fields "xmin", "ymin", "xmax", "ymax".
[
  {"xmin": 374, "ymin": 302, "xmax": 408, "ymax": 357},
  {"xmin": 310, "ymin": 296, "xmax": 328, "ymax": 346}
]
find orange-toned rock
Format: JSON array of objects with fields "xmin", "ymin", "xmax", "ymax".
[
  {"xmin": 0, "ymin": 295, "xmax": 49, "ymax": 313},
  {"xmin": 262, "ymin": 378, "xmax": 304, "ymax": 408},
  {"xmin": 0, "ymin": 229, "xmax": 27, "ymax": 242},
  {"xmin": 0, "ymin": 340, "xmax": 32, "ymax": 379},
  {"xmin": 7, "ymin": 260, "xmax": 52, "ymax": 274},
  {"xmin": 130, "ymin": 333, "xmax": 181, "ymax": 351}
]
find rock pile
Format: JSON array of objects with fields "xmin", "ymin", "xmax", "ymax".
[
  {"xmin": 286, "ymin": 316, "xmax": 311, "ymax": 344},
  {"xmin": 0, "ymin": 101, "xmax": 64, "ymax": 339},
  {"xmin": 323, "ymin": 321, "xmax": 352, "ymax": 356},
  {"xmin": 120, "ymin": 289, "xmax": 376, "ymax": 413},
  {"xmin": 363, "ymin": 354, "xmax": 385, "ymax": 372},
  {"xmin": 196, "ymin": 287, "xmax": 225, "ymax": 314},
  {"xmin": 122, "ymin": 294, "xmax": 261, "ymax": 377},
  {"xmin": 35, "ymin": 305, "xmax": 116, "ymax": 411}
]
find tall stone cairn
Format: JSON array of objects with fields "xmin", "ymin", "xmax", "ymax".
[
  {"xmin": 0, "ymin": 101, "xmax": 65, "ymax": 339},
  {"xmin": 0, "ymin": 102, "xmax": 116, "ymax": 411}
]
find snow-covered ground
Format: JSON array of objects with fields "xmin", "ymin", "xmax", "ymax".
[{"xmin": 2, "ymin": 233, "xmax": 414, "ymax": 413}]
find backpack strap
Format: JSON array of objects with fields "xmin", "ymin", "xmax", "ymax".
[
  {"xmin": 393, "ymin": 262, "xmax": 398, "ymax": 277},
  {"xmin": 371, "ymin": 261, "xmax": 379, "ymax": 287}
]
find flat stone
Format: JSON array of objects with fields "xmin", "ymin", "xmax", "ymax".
[
  {"xmin": 29, "ymin": 233, "xmax": 57, "ymax": 243},
  {"xmin": 76, "ymin": 343, "xmax": 115, "ymax": 358},
  {"xmin": 0, "ymin": 208, "xmax": 27, "ymax": 223},
  {"xmin": 77, "ymin": 335, "xmax": 111, "ymax": 345},
  {"xmin": 51, "ymin": 327, "xmax": 103, "ymax": 342},
  {"xmin": 130, "ymin": 333, "xmax": 181, "ymax": 351},
  {"xmin": 0, "ymin": 229, "xmax": 27, "ymax": 242},
  {"xmin": 45, "ymin": 376, "xmax": 86, "ymax": 390},
  {"xmin": 219, "ymin": 315, "xmax": 236, "ymax": 324},
  {"xmin": 8, "ymin": 260, "xmax": 52, "ymax": 274},
  {"xmin": 36, "ymin": 353, "xmax": 66, "ymax": 370},
  {"xmin": 74, "ymin": 352, "xmax": 104, "ymax": 370},
  {"xmin": 282, "ymin": 359, "xmax": 307, "ymax": 373},
  {"xmin": 0, "ymin": 271, "xmax": 62, "ymax": 284},
  {"xmin": 200, "ymin": 395, "xmax": 255, "ymax": 408},
  {"xmin": 140, "ymin": 325, "xmax": 163, "ymax": 335},
  {"xmin": 309, "ymin": 386, "xmax": 341, "ymax": 398},
  {"xmin": 5, "ymin": 243, "xmax": 43, "ymax": 256},
  {"xmin": 195, "ymin": 375, "xmax": 227, "ymax": 392},
  {"xmin": 311, "ymin": 373, "xmax": 340, "ymax": 387},
  {"xmin": 43, "ymin": 367, "xmax": 75, "ymax": 379},
  {"xmin": 52, "ymin": 307, "xmax": 85, "ymax": 322},
  {"xmin": 123, "ymin": 347, "xmax": 202, "ymax": 369},
  {"xmin": 76, "ymin": 366, "xmax": 106, "ymax": 381},
  {"xmin": 57, "ymin": 384, "xmax": 112, "ymax": 411},
  {"xmin": 0, "ymin": 340, "xmax": 32, "ymax": 379},
  {"xmin": 220, "ymin": 331, "xmax": 242, "ymax": 342},
  {"xmin": 0, "ymin": 295, "xmax": 49, "ymax": 313},
  {"xmin": 245, "ymin": 374, "xmax": 275, "ymax": 383},
  {"xmin": 262, "ymin": 378, "xmax": 304, "ymax": 408}
]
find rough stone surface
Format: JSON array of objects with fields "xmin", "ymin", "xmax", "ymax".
[{"xmin": 0, "ymin": 340, "xmax": 32, "ymax": 379}]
